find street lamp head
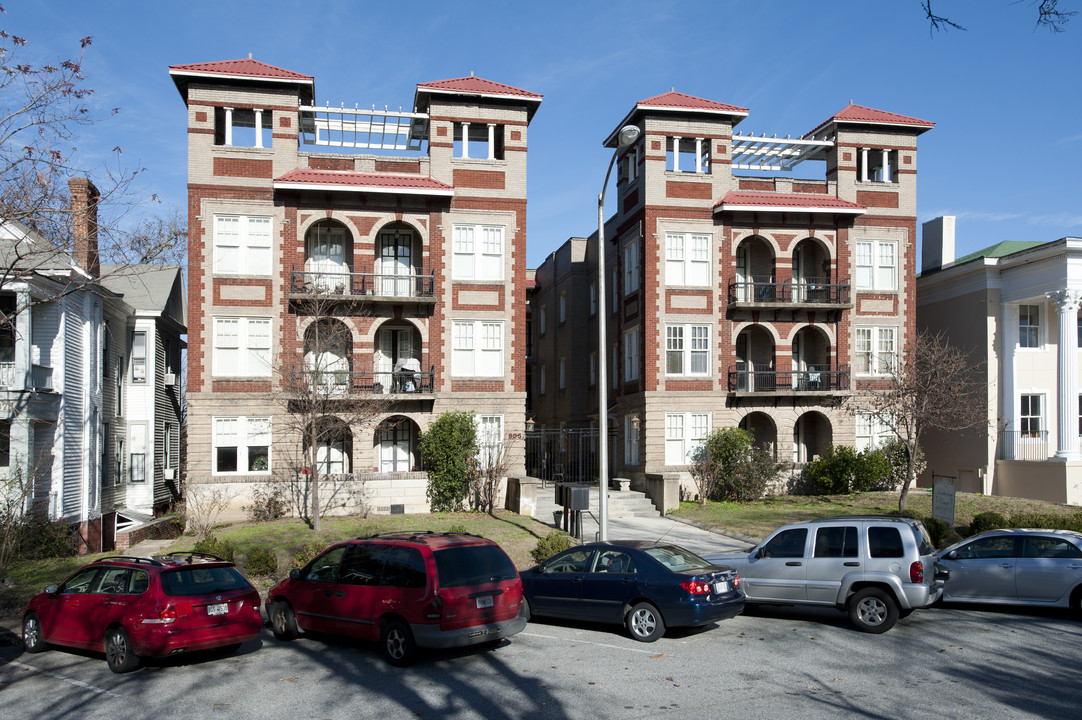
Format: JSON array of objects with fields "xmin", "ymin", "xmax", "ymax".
[{"xmin": 617, "ymin": 125, "xmax": 641, "ymax": 148}]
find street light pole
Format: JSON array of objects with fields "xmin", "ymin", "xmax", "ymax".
[{"xmin": 597, "ymin": 124, "xmax": 641, "ymax": 542}]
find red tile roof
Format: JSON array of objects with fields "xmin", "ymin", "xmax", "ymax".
[
  {"xmin": 415, "ymin": 75, "xmax": 542, "ymax": 101},
  {"xmin": 273, "ymin": 169, "xmax": 453, "ymax": 196},
  {"xmin": 169, "ymin": 58, "xmax": 313, "ymax": 82},
  {"xmin": 714, "ymin": 191, "xmax": 866, "ymax": 215},
  {"xmin": 636, "ymin": 91, "xmax": 748, "ymax": 115},
  {"xmin": 806, "ymin": 103, "xmax": 934, "ymax": 137}
]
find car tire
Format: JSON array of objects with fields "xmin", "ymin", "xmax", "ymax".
[
  {"xmin": 848, "ymin": 588, "xmax": 899, "ymax": 634},
  {"xmin": 520, "ymin": 596, "xmax": 532, "ymax": 622},
  {"xmin": 271, "ymin": 601, "xmax": 299, "ymax": 641},
  {"xmin": 22, "ymin": 613, "xmax": 47, "ymax": 654},
  {"xmin": 625, "ymin": 602, "xmax": 666, "ymax": 642},
  {"xmin": 381, "ymin": 620, "xmax": 416, "ymax": 667},
  {"xmin": 104, "ymin": 627, "xmax": 141, "ymax": 673}
]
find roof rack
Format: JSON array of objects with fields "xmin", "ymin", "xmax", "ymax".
[
  {"xmin": 92, "ymin": 556, "xmax": 164, "ymax": 566},
  {"xmin": 155, "ymin": 551, "xmax": 227, "ymax": 564},
  {"xmin": 809, "ymin": 514, "xmax": 915, "ymax": 523},
  {"xmin": 356, "ymin": 530, "xmax": 481, "ymax": 542}
]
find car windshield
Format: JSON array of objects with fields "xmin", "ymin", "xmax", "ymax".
[
  {"xmin": 160, "ymin": 566, "xmax": 252, "ymax": 597},
  {"xmin": 433, "ymin": 545, "xmax": 517, "ymax": 588},
  {"xmin": 643, "ymin": 545, "xmax": 713, "ymax": 572}
]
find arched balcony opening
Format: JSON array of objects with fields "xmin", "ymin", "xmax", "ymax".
[
  {"xmin": 733, "ymin": 236, "xmax": 776, "ymax": 302},
  {"xmin": 732, "ymin": 325, "xmax": 776, "ymax": 391},
  {"xmin": 376, "ymin": 416, "xmax": 419, "ymax": 473},
  {"xmin": 303, "ymin": 220, "xmax": 353, "ymax": 293},
  {"xmin": 793, "ymin": 412, "xmax": 832, "ymax": 464},
  {"xmin": 373, "ymin": 321, "xmax": 432, "ymax": 394},
  {"xmin": 305, "ymin": 416, "xmax": 353, "ymax": 476},
  {"xmin": 302, "ymin": 318, "xmax": 352, "ymax": 394},
  {"xmin": 739, "ymin": 412, "xmax": 778, "ymax": 459},
  {"xmin": 792, "ymin": 238, "xmax": 846, "ymax": 303},
  {"xmin": 791, "ymin": 326, "xmax": 832, "ymax": 390}
]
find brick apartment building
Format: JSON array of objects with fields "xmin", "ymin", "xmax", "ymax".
[
  {"xmin": 170, "ymin": 59, "xmax": 540, "ymax": 518},
  {"xmin": 530, "ymin": 92, "xmax": 932, "ymax": 504}
]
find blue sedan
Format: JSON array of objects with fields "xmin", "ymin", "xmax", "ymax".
[{"xmin": 520, "ymin": 541, "xmax": 745, "ymax": 642}]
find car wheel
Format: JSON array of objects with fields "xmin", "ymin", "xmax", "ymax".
[
  {"xmin": 271, "ymin": 601, "xmax": 299, "ymax": 641},
  {"xmin": 104, "ymin": 627, "xmax": 140, "ymax": 673},
  {"xmin": 520, "ymin": 597, "xmax": 532, "ymax": 622},
  {"xmin": 22, "ymin": 613, "xmax": 46, "ymax": 654},
  {"xmin": 381, "ymin": 620, "xmax": 416, "ymax": 667},
  {"xmin": 848, "ymin": 588, "xmax": 899, "ymax": 634},
  {"xmin": 625, "ymin": 602, "xmax": 666, "ymax": 642}
]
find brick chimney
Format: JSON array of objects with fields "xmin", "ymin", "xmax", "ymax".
[{"xmin": 69, "ymin": 176, "xmax": 100, "ymax": 278}]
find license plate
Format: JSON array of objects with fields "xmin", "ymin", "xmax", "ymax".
[
  {"xmin": 207, "ymin": 602, "xmax": 229, "ymax": 616},
  {"xmin": 713, "ymin": 581, "xmax": 729, "ymax": 595},
  {"xmin": 476, "ymin": 595, "xmax": 494, "ymax": 609}
]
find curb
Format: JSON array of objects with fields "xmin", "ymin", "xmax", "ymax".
[{"xmin": 668, "ymin": 515, "xmax": 761, "ymax": 546}]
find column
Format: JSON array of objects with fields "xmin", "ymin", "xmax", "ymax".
[
  {"xmin": 672, "ymin": 137, "xmax": 681, "ymax": 172},
  {"xmin": 461, "ymin": 122, "xmax": 470, "ymax": 158},
  {"xmin": 487, "ymin": 123, "xmax": 496, "ymax": 160},
  {"xmin": 860, "ymin": 148, "xmax": 868, "ymax": 182},
  {"xmin": 254, "ymin": 109, "xmax": 264, "ymax": 148},
  {"xmin": 881, "ymin": 149, "xmax": 890, "ymax": 182},
  {"xmin": 224, "ymin": 107, "xmax": 233, "ymax": 146},
  {"xmin": 695, "ymin": 138, "xmax": 702, "ymax": 173},
  {"xmin": 1048, "ymin": 289, "xmax": 1082, "ymax": 460}
]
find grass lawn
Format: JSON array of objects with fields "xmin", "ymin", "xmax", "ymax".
[{"xmin": 670, "ymin": 489, "xmax": 1082, "ymax": 541}]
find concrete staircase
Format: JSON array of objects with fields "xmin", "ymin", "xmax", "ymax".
[{"xmin": 534, "ymin": 483, "xmax": 660, "ymax": 522}]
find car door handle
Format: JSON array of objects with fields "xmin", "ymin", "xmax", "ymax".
[
  {"xmin": 785, "ymin": 561, "xmax": 803, "ymax": 567},
  {"xmin": 1000, "ymin": 563, "xmax": 1012, "ymax": 568},
  {"xmin": 843, "ymin": 562, "xmax": 860, "ymax": 567},
  {"xmin": 335, "ymin": 590, "xmax": 345, "ymax": 598}
]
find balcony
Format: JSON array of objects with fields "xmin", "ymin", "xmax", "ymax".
[
  {"xmin": 290, "ymin": 267, "xmax": 436, "ymax": 304},
  {"xmin": 728, "ymin": 367, "xmax": 850, "ymax": 394},
  {"xmin": 289, "ymin": 368, "xmax": 435, "ymax": 396},
  {"xmin": 997, "ymin": 431, "xmax": 1049, "ymax": 461},
  {"xmin": 728, "ymin": 279, "xmax": 852, "ymax": 308}
]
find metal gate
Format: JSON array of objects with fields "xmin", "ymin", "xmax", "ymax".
[{"xmin": 525, "ymin": 427, "xmax": 613, "ymax": 486}]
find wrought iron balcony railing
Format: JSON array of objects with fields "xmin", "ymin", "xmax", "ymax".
[
  {"xmin": 290, "ymin": 267, "xmax": 435, "ymax": 299},
  {"xmin": 728, "ymin": 279, "xmax": 851, "ymax": 305},
  {"xmin": 289, "ymin": 368, "xmax": 435, "ymax": 395},
  {"xmin": 728, "ymin": 367, "xmax": 850, "ymax": 393}
]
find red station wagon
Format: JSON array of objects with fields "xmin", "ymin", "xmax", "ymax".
[
  {"xmin": 22, "ymin": 553, "xmax": 263, "ymax": 673},
  {"xmin": 266, "ymin": 532, "xmax": 526, "ymax": 666}
]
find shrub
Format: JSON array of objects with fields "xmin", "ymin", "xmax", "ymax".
[
  {"xmin": 447, "ymin": 523, "xmax": 468, "ymax": 535},
  {"xmin": 192, "ymin": 535, "xmax": 235, "ymax": 562},
  {"xmin": 690, "ymin": 427, "xmax": 782, "ymax": 504},
  {"xmin": 243, "ymin": 546, "xmax": 278, "ymax": 576},
  {"xmin": 1009, "ymin": 513, "xmax": 1082, "ymax": 533},
  {"xmin": 17, "ymin": 511, "xmax": 76, "ymax": 560},
  {"xmin": 921, "ymin": 516, "xmax": 956, "ymax": 548},
  {"xmin": 245, "ymin": 484, "xmax": 290, "ymax": 522},
  {"xmin": 968, "ymin": 511, "xmax": 1009, "ymax": 536},
  {"xmin": 291, "ymin": 540, "xmax": 327, "ymax": 570},
  {"xmin": 418, "ymin": 411, "xmax": 478, "ymax": 512},
  {"xmin": 530, "ymin": 531, "xmax": 574, "ymax": 564},
  {"xmin": 798, "ymin": 446, "xmax": 892, "ymax": 495}
]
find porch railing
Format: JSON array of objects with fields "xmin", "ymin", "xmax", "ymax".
[
  {"xmin": 291, "ymin": 266, "xmax": 435, "ymax": 298},
  {"xmin": 290, "ymin": 368, "xmax": 435, "ymax": 395},
  {"xmin": 728, "ymin": 367, "xmax": 850, "ymax": 392},
  {"xmin": 728, "ymin": 279, "xmax": 851, "ymax": 305},
  {"xmin": 997, "ymin": 430, "xmax": 1050, "ymax": 461}
]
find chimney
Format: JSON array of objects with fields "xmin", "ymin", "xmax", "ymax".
[
  {"xmin": 921, "ymin": 215, "xmax": 955, "ymax": 273},
  {"xmin": 69, "ymin": 177, "xmax": 100, "ymax": 278}
]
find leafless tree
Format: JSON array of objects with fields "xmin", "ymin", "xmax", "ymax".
[
  {"xmin": 852, "ymin": 330, "xmax": 988, "ymax": 512},
  {"xmin": 922, "ymin": 0, "xmax": 1075, "ymax": 34},
  {"xmin": 472, "ymin": 430, "xmax": 514, "ymax": 515},
  {"xmin": 272, "ymin": 291, "xmax": 395, "ymax": 532},
  {"xmin": 183, "ymin": 486, "xmax": 237, "ymax": 540}
]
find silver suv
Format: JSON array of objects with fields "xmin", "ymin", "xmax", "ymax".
[{"xmin": 706, "ymin": 515, "xmax": 943, "ymax": 633}]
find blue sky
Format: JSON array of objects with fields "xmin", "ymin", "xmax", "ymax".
[{"xmin": 7, "ymin": 0, "xmax": 1081, "ymax": 268}]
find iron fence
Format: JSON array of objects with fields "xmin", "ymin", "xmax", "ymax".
[{"xmin": 525, "ymin": 427, "xmax": 613, "ymax": 486}]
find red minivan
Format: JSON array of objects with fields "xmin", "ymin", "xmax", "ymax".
[
  {"xmin": 266, "ymin": 532, "xmax": 525, "ymax": 666},
  {"xmin": 22, "ymin": 553, "xmax": 263, "ymax": 673}
]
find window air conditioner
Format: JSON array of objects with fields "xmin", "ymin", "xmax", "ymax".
[{"xmin": 164, "ymin": 373, "xmax": 176, "ymax": 386}]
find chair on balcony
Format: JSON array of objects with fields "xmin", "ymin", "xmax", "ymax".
[{"xmin": 393, "ymin": 358, "xmax": 422, "ymax": 392}]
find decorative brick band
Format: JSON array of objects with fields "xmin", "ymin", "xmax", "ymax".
[
  {"xmin": 453, "ymin": 169, "xmax": 506, "ymax": 189},
  {"xmin": 666, "ymin": 181, "xmax": 712, "ymax": 200},
  {"xmin": 213, "ymin": 157, "xmax": 273, "ymax": 179}
]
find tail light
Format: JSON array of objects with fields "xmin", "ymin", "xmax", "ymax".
[
  {"xmin": 142, "ymin": 604, "xmax": 177, "ymax": 624},
  {"xmin": 909, "ymin": 561, "xmax": 924, "ymax": 584},
  {"xmin": 732, "ymin": 573, "xmax": 741, "ymax": 588},
  {"xmin": 680, "ymin": 579, "xmax": 711, "ymax": 595},
  {"xmin": 424, "ymin": 593, "xmax": 443, "ymax": 620}
]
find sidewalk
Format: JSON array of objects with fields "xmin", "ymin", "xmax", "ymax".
[{"xmin": 531, "ymin": 482, "xmax": 750, "ymax": 557}]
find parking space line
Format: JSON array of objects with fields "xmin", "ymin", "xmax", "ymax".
[
  {"xmin": 4, "ymin": 660, "xmax": 124, "ymax": 698},
  {"xmin": 518, "ymin": 631, "xmax": 670, "ymax": 656}
]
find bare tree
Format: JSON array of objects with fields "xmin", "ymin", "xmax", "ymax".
[
  {"xmin": 852, "ymin": 330, "xmax": 988, "ymax": 512},
  {"xmin": 472, "ymin": 428, "xmax": 514, "ymax": 515},
  {"xmin": 922, "ymin": 0, "xmax": 1075, "ymax": 34},
  {"xmin": 273, "ymin": 290, "xmax": 395, "ymax": 532}
]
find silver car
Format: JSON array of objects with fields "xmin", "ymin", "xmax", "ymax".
[
  {"xmin": 937, "ymin": 529, "xmax": 1082, "ymax": 611},
  {"xmin": 706, "ymin": 515, "xmax": 943, "ymax": 633}
]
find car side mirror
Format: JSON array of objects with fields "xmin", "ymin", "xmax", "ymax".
[
  {"xmin": 534, "ymin": 564, "xmax": 544, "ymax": 574},
  {"xmin": 44, "ymin": 584, "xmax": 58, "ymax": 595},
  {"xmin": 945, "ymin": 551, "xmax": 957, "ymax": 560},
  {"xmin": 289, "ymin": 569, "xmax": 301, "ymax": 580},
  {"xmin": 754, "ymin": 547, "xmax": 766, "ymax": 559}
]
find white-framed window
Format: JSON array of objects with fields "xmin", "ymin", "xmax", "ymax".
[
  {"xmin": 623, "ymin": 326, "xmax": 640, "ymax": 382},
  {"xmin": 854, "ymin": 240, "xmax": 896, "ymax": 291},
  {"xmin": 452, "ymin": 320, "xmax": 503, "ymax": 376},
  {"xmin": 213, "ymin": 317, "xmax": 271, "ymax": 377},
  {"xmin": 666, "ymin": 324, "xmax": 710, "ymax": 375},
  {"xmin": 855, "ymin": 412, "xmax": 893, "ymax": 451},
  {"xmin": 214, "ymin": 416, "xmax": 271, "ymax": 474},
  {"xmin": 453, "ymin": 224, "xmax": 504, "ymax": 281},
  {"xmin": 213, "ymin": 215, "xmax": 272, "ymax": 275},
  {"xmin": 559, "ymin": 292, "xmax": 566, "ymax": 324},
  {"xmin": 1020, "ymin": 394, "xmax": 1043, "ymax": 436},
  {"xmin": 115, "ymin": 436, "xmax": 124, "ymax": 487},
  {"xmin": 855, "ymin": 326, "xmax": 896, "ymax": 375},
  {"xmin": 623, "ymin": 238, "xmax": 640, "ymax": 295},
  {"xmin": 559, "ymin": 357, "xmax": 566, "ymax": 390},
  {"xmin": 665, "ymin": 412, "xmax": 710, "ymax": 465},
  {"xmin": 666, "ymin": 233, "xmax": 710, "ymax": 286},
  {"xmin": 589, "ymin": 282, "xmax": 597, "ymax": 316},
  {"xmin": 624, "ymin": 416, "xmax": 640, "ymax": 465},
  {"xmin": 115, "ymin": 354, "xmax": 124, "ymax": 415},
  {"xmin": 164, "ymin": 423, "xmax": 174, "ymax": 471},
  {"xmin": 132, "ymin": 331, "xmax": 147, "ymax": 383},
  {"xmin": 476, "ymin": 414, "xmax": 504, "ymax": 469},
  {"xmin": 129, "ymin": 423, "xmax": 147, "ymax": 483},
  {"xmin": 1019, "ymin": 304, "xmax": 1040, "ymax": 349}
]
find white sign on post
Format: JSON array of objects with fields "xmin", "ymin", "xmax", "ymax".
[{"xmin": 932, "ymin": 479, "xmax": 956, "ymax": 526}]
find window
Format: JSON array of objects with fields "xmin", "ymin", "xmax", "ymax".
[
  {"xmin": 1019, "ymin": 305, "xmax": 1040, "ymax": 348},
  {"xmin": 129, "ymin": 424, "xmax": 146, "ymax": 484},
  {"xmin": 213, "ymin": 215, "xmax": 272, "ymax": 275},
  {"xmin": 868, "ymin": 527, "xmax": 904, "ymax": 558},
  {"xmin": 855, "ymin": 327, "xmax": 896, "ymax": 375},
  {"xmin": 666, "ymin": 325, "xmax": 710, "ymax": 375},
  {"xmin": 665, "ymin": 412, "xmax": 710, "ymax": 465},
  {"xmin": 477, "ymin": 415, "xmax": 504, "ymax": 470},
  {"xmin": 761, "ymin": 528, "xmax": 808, "ymax": 559},
  {"xmin": 857, "ymin": 148, "xmax": 898, "ymax": 183},
  {"xmin": 1022, "ymin": 536, "xmax": 1082, "ymax": 559},
  {"xmin": 666, "ymin": 136, "xmax": 709, "ymax": 173},
  {"xmin": 453, "ymin": 224, "xmax": 504, "ymax": 281},
  {"xmin": 814, "ymin": 526, "xmax": 859, "ymax": 558},
  {"xmin": 214, "ymin": 107, "xmax": 271, "ymax": 148},
  {"xmin": 164, "ymin": 423, "xmax": 173, "ymax": 471},
  {"xmin": 452, "ymin": 320, "xmax": 503, "ymax": 376},
  {"xmin": 132, "ymin": 331, "xmax": 147, "ymax": 383},
  {"xmin": 558, "ymin": 357, "xmax": 566, "ymax": 390},
  {"xmin": 624, "ymin": 416, "xmax": 639, "ymax": 465},
  {"xmin": 115, "ymin": 436, "xmax": 124, "ymax": 487},
  {"xmin": 856, "ymin": 412, "xmax": 893, "ymax": 452},
  {"xmin": 453, "ymin": 122, "xmax": 504, "ymax": 159},
  {"xmin": 665, "ymin": 233, "xmax": 710, "ymax": 286},
  {"xmin": 854, "ymin": 241, "xmax": 896, "ymax": 291},
  {"xmin": 214, "ymin": 416, "xmax": 270, "ymax": 474},
  {"xmin": 955, "ymin": 536, "xmax": 1015, "ymax": 560},
  {"xmin": 559, "ymin": 292, "xmax": 566, "ymax": 324},
  {"xmin": 589, "ymin": 283, "xmax": 597, "ymax": 316},
  {"xmin": 589, "ymin": 352, "xmax": 597, "ymax": 387},
  {"xmin": 213, "ymin": 317, "xmax": 271, "ymax": 377},
  {"xmin": 623, "ymin": 238, "xmax": 639, "ymax": 295},
  {"xmin": 1020, "ymin": 394, "xmax": 1043, "ymax": 436},
  {"xmin": 115, "ymin": 355, "xmax": 123, "ymax": 415},
  {"xmin": 623, "ymin": 326, "xmax": 640, "ymax": 382}
]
